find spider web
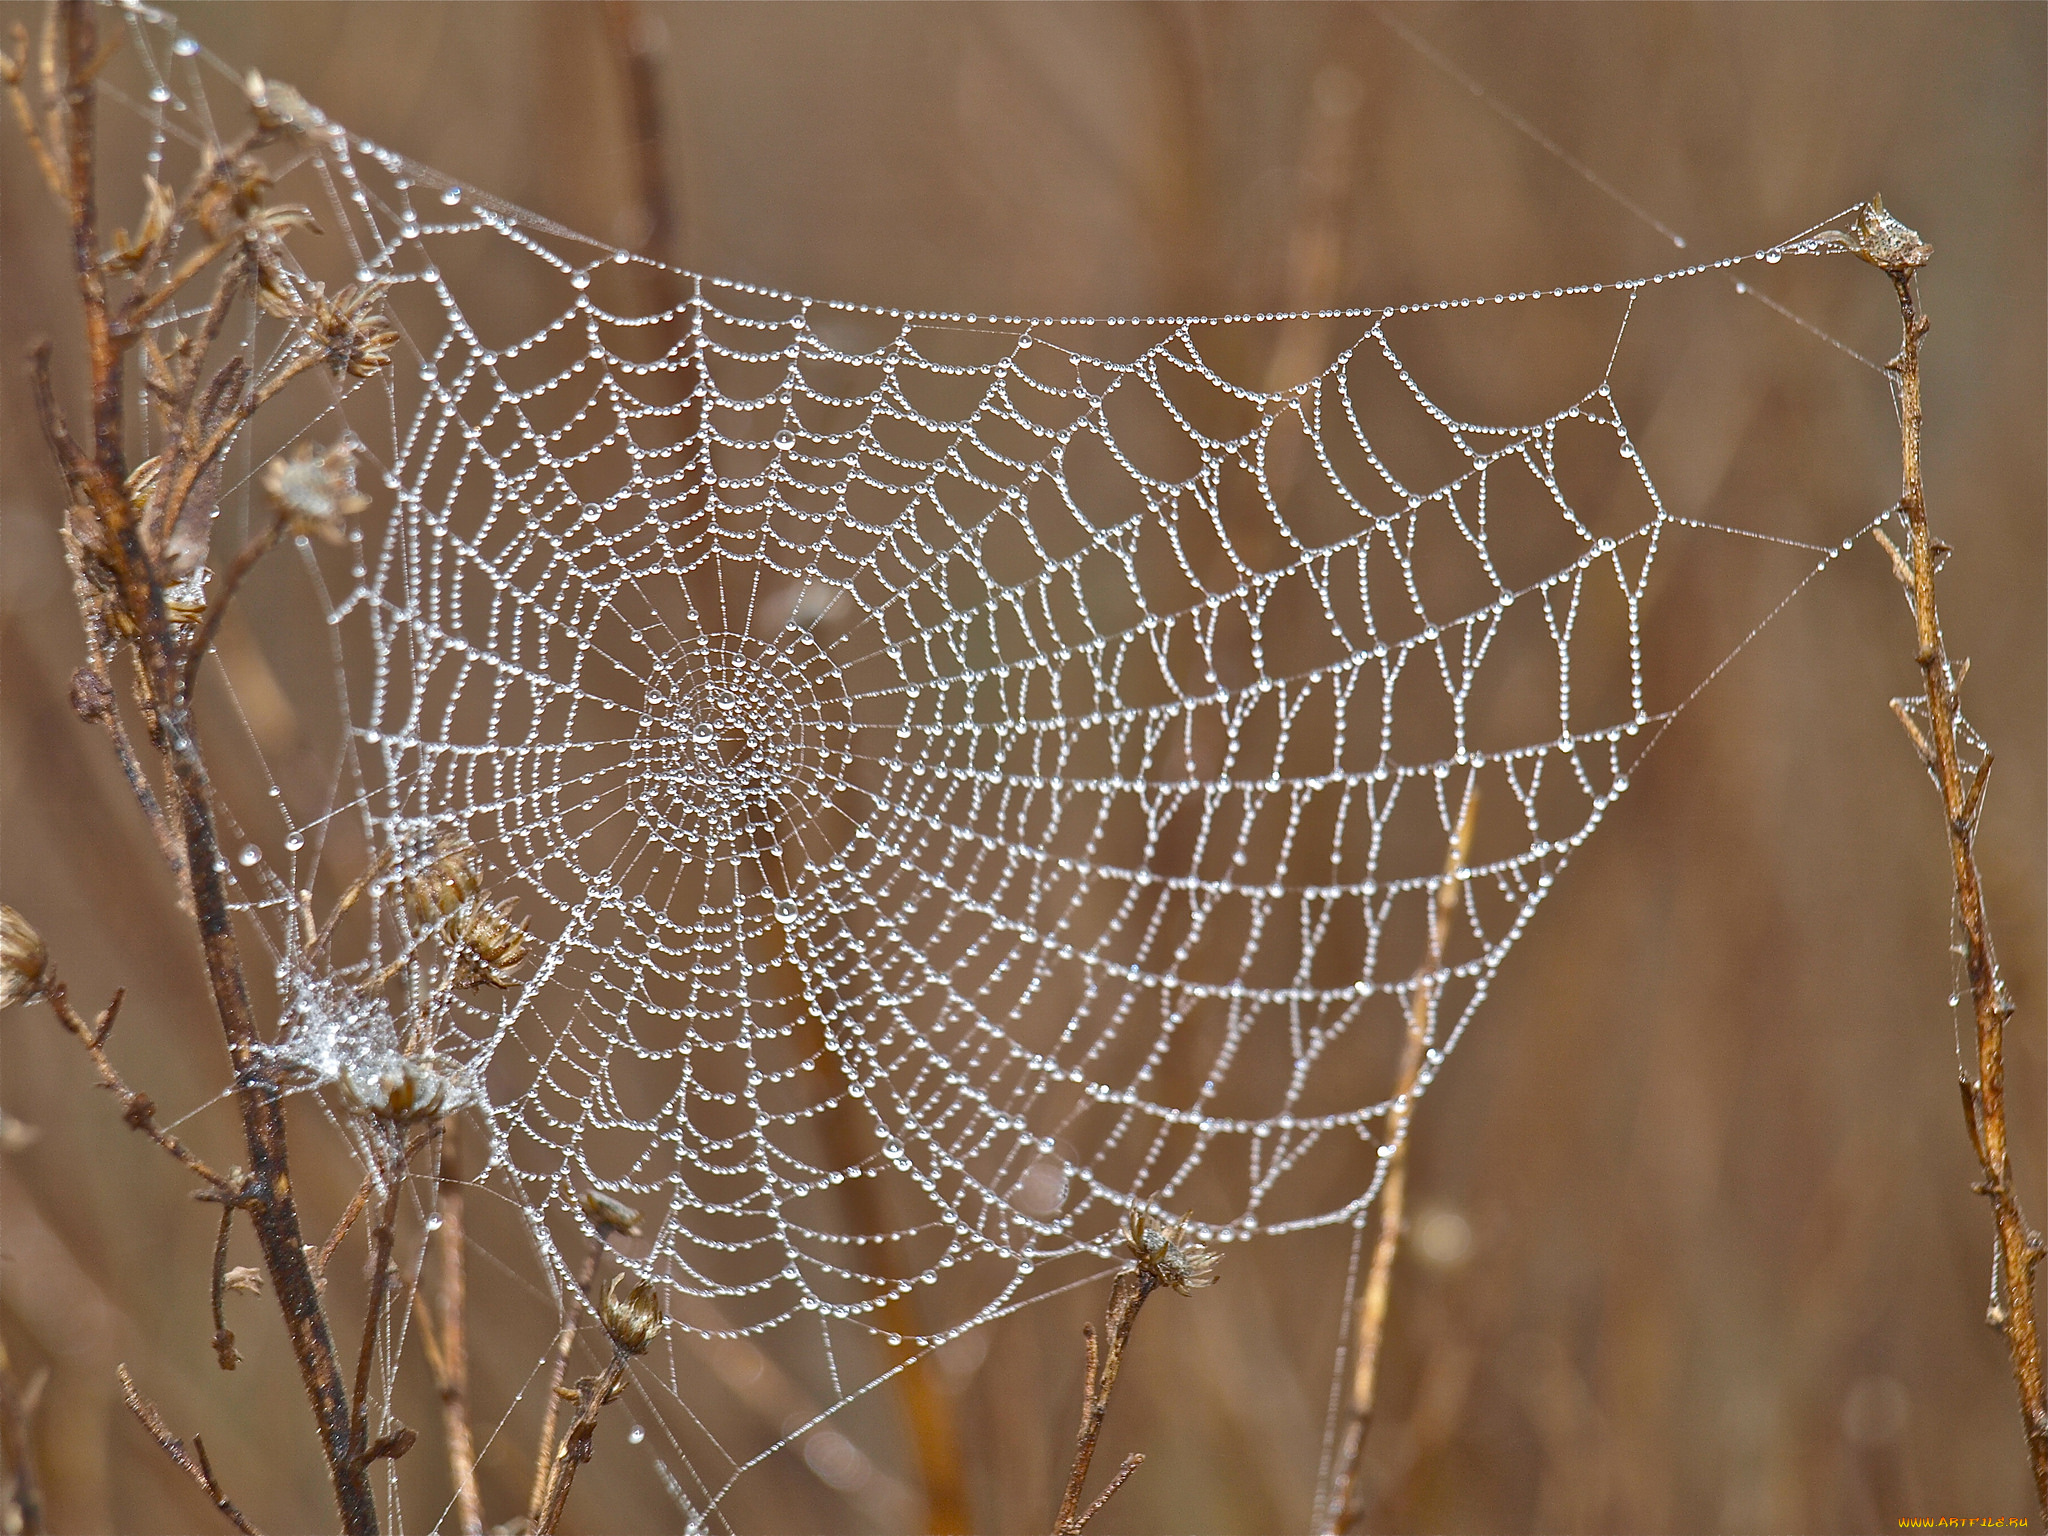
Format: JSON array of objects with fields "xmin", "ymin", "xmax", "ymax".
[{"xmin": 91, "ymin": 7, "xmax": 1887, "ymax": 1525}]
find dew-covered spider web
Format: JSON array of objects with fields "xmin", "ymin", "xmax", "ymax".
[{"xmin": 92, "ymin": 6, "xmax": 1897, "ymax": 1527}]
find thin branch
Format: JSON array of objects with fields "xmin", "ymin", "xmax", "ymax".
[
  {"xmin": 528, "ymin": 1236, "xmax": 605, "ymax": 1524},
  {"xmin": 182, "ymin": 512, "xmax": 285, "ymax": 694},
  {"xmin": 1053, "ymin": 1268, "xmax": 1157, "ymax": 1535},
  {"xmin": 1078, "ymin": 1454, "xmax": 1144, "ymax": 1532},
  {"xmin": 1859, "ymin": 210, "xmax": 2048, "ymax": 1513},
  {"xmin": 210, "ymin": 1202, "xmax": 241, "ymax": 1370},
  {"xmin": 430, "ymin": 1135, "xmax": 484, "ymax": 1536},
  {"xmin": 1325, "ymin": 787, "xmax": 1478, "ymax": 1535},
  {"xmin": 532, "ymin": 1353, "xmax": 630, "ymax": 1536},
  {"xmin": 315, "ymin": 1177, "xmax": 373, "ymax": 1288},
  {"xmin": 0, "ymin": 1334, "xmax": 45, "ymax": 1536},
  {"xmin": 40, "ymin": 978, "xmax": 236, "ymax": 1195},
  {"xmin": 347, "ymin": 1148, "xmax": 404, "ymax": 1471},
  {"xmin": 117, "ymin": 1365, "xmax": 264, "ymax": 1536}
]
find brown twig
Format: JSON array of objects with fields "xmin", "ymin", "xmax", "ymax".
[
  {"xmin": 347, "ymin": 1142, "xmax": 407, "ymax": 1473},
  {"xmin": 1325, "ymin": 786, "xmax": 1478, "ymax": 1535},
  {"xmin": 40, "ymin": 978, "xmax": 237, "ymax": 1195},
  {"xmin": 533, "ymin": 1353, "xmax": 631, "ymax": 1536},
  {"xmin": 429, "ymin": 1136, "xmax": 484, "ymax": 1536},
  {"xmin": 1851, "ymin": 202, "xmax": 2048, "ymax": 1513},
  {"xmin": 182, "ymin": 512, "xmax": 285, "ymax": 694},
  {"xmin": 117, "ymin": 1364, "xmax": 264, "ymax": 1536},
  {"xmin": 528, "ymin": 1236, "xmax": 606, "ymax": 1524},
  {"xmin": 209, "ymin": 1202, "xmax": 241, "ymax": 1370},
  {"xmin": 0, "ymin": 1334, "xmax": 46, "ymax": 1536},
  {"xmin": 22, "ymin": 10, "xmax": 377, "ymax": 1523},
  {"xmin": 1053, "ymin": 1268, "xmax": 1157, "ymax": 1535}
]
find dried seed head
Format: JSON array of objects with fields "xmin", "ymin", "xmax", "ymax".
[
  {"xmin": 1125, "ymin": 1208, "xmax": 1221, "ymax": 1297},
  {"xmin": 400, "ymin": 831, "xmax": 480, "ymax": 930},
  {"xmin": 599, "ymin": 1274, "xmax": 664, "ymax": 1355},
  {"xmin": 261, "ymin": 438, "xmax": 371, "ymax": 544},
  {"xmin": 449, "ymin": 897, "xmax": 531, "ymax": 989},
  {"xmin": 340, "ymin": 1051, "xmax": 473, "ymax": 1125},
  {"xmin": 0, "ymin": 904, "xmax": 50, "ymax": 1010},
  {"xmin": 583, "ymin": 1191, "xmax": 644, "ymax": 1239},
  {"xmin": 306, "ymin": 281, "xmax": 398, "ymax": 380}
]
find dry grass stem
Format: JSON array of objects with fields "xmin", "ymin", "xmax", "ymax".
[
  {"xmin": 533, "ymin": 1353, "xmax": 631, "ymax": 1536},
  {"xmin": 1325, "ymin": 787, "xmax": 1478, "ymax": 1534}
]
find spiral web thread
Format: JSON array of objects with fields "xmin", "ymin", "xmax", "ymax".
[{"xmin": 92, "ymin": 6, "xmax": 1887, "ymax": 1523}]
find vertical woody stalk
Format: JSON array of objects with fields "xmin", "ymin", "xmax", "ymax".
[
  {"xmin": 1323, "ymin": 788, "xmax": 1476, "ymax": 1534},
  {"xmin": 1839, "ymin": 197, "xmax": 2047, "ymax": 1513},
  {"xmin": 28, "ymin": 5, "xmax": 376, "ymax": 1528}
]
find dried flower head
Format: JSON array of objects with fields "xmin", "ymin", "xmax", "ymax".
[
  {"xmin": 583, "ymin": 1191, "xmax": 644, "ymax": 1240},
  {"xmin": 599, "ymin": 1273, "xmax": 665, "ymax": 1355},
  {"xmin": 450, "ymin": 896, "xmax": 530, "ymax": 989},
  {"xmin": 305, "ymin": 281, "xmax": 397, "ymax": 380},
  {"xmin": 0, "ymin": 904, "xmax": 50, "ymax": 1010},
  {"xmin": 340, "ymin": 1051, "xmax": 474, "ymax": 1125},
  {"xmin": 1125, "ymin": 1208, "xmax": 1221, "ymax": 1296},
  {"xmin": 261, "ymin": 438, "xmax": 371, "ymax": 544},
  {"xmin": 401, "ymin": 831, "xmax": 481, "ymax": 931}
]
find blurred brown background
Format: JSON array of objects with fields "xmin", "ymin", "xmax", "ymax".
[{"xmin": 1, "ymin": 4, "xmax": 2041, "ymax": 1532}]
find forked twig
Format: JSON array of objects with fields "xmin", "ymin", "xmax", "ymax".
[
  {"xmin": 117, "ymin": 1365, "xmax": 264, "ymax": 1536},
  {"xmin": 1325, "ymin": 786, "xmax": 1478, "ymax": 1534}
]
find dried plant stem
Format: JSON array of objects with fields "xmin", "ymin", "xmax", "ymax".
[
  {"xmin": 0, "ymin": 1335, "xmax": 45, "ymax": 1536},
  {"xmin": 1875, "ymin": 254, "xmax": 2048, "ymax": 1512},
  {"xmin": 40, "ymin": 978, "xmax": 236, "ymax": 1195},
  {"xmin": 209, "ymin": 1203, "xmax": 241, "ymax": 1370},
  {"xmin": 1325, "ymin": 788, "xmax": 1477, "ymax": 1535},
  {"xmin": 26, "ymin": 7, "xmax": 375, "ymax": 1526},
  {"xmin": 348, "ymin": 1166, "xmax": 402, "ymax": 1470},
  {"xmin": 118, "ymin": 1365, "xmax": 264, "ymax": 1536},
  {"xmin": 533, "ymin": 1353, "xmax": 630, "ymax": 1536},
  {"xmin": 1053, "ymin": 1265, "xmax": 1159, "ymax": 1535},
  {"xmin": 528, "ymin": 1237, "xmax": 605, "ymax": 1523},
  {"xmin": 426, "ymin": 1139, "xmax": 484, "ymax": 1536}
]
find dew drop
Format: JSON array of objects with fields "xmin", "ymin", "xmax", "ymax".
[
  {"xmin": 774, "ymin": 429, "xmax": 796, "ymax": 450},
  {"xmin": 627, "ymin": 1425, "xmax": 646, "ymax": 1446},
  {"xmin": 441, "ymin": 186, "xmax": 463, "ymax": 206},
  {"xmin": 570, "ymin": 271, "xmax": 590, "ymax": 290},
  {"xmin": 691, "ymin": 723, "xmax": 715, "ymax": 745},
  {"xmin": 582, "ymin": 502, "xmax": 602, "ymax": 522},
  {"xmin": 1765, "ymin": 250, "xmax": 1783, "ymax": 264},
  {"xmin": 424, "ymin": 1213, "xmax": 443, "ymax": 1232},
  {"xmin": 171, "ymin": 35, "xmax": 200, "ymax": 56},
  {"xmin": 238, "ymin": 845, "xmax": 262, "ymax": 868},
  {"xmin": 1017, "ymin": 334, "xmax": 1033, "ymax": 349},
  {"xmin": 148, "ymin": 84, "xmax": 170, "ymax": 103},
  {"xmin": 283, "ymin": 832, "xmax": 304, "ymax": 853}
]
